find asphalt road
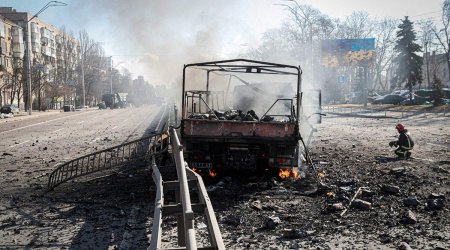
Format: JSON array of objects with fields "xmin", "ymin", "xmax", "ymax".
[
  {"xmin": 0, "ymin": 105, "xmax": 167, "ymax": 193},
  {"xmin": 0, "ymin": 104, "xmax": 170, "ymax": 249}
]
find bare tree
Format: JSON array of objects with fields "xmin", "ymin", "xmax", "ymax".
[
  {"xmin": 54, "ymin": 26, "xmax": 79, "ymax": 106},
  {"xmin": 10, "ymin": 59, "xmax": 24, "ymax": 107},
  {"xmin": 336, "ymin": 11, "xmax": 375, "ymax": 39},
  {"xmin": 433, "ymin": 0, "xmax": 450, "ymax": 82},
  {"xmin": 372, "ymin": 18, "xmax": 398, "ymax": 91},
  {"xmin": 418, "ymin": 19, "xmax": 435, "ymax": 86},
  {"xmin": 78, "ymin": 29, "xmax": 105, "ymax": 106}
]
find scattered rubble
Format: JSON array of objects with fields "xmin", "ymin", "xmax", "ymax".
[
  {"xmin": 399, "ymin": 241, "xmax": 413, "ymax": 250},
  {"xmin": 188, "ymin": 109, "xmax": 284, "ymax": 122},
  {"xmin": 1, "ymin": 108, "xmax": 449, "ymax": 249},
  {"xmin": 426, "ymin": 199, "xmax": 445, "ymax": 210},
  {"xmin": 282, "ymin": 228, "xmax": 307, "ymax": 239},
  {"xmin": 403, "ymin": 197, "xmax": 420, "ymax": 207},
  {"xmin": 400, "ymin": 210, "xmax": 417, "ymax": 224},
  {"xmin": 351, "ymin": 199, "xmax": 372, "ymax": 210},
  {"xmin": 382, "ymin": 185, "xmax": 400, "ymax": 194},
  {"xmin": 265, "ymin": 216, "xmax": 281, "ymax": 230}
]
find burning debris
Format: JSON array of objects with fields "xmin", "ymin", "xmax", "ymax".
[
  {"xmin": 278, "ymin": 167, "xmax": 300, "ymax": 181},
  {"xmin": 188, "ymin": 109, "xmax": 284, "ymax": 122}
]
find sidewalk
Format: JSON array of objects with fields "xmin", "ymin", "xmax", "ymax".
[{"xmin": 0, "ymin": 108, "xmax": 97, "ymax": 123}]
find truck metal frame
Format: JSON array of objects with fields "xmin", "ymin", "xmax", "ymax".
[{"xmin": 181, "ymin": 59, "xmax": 303, "ymax": 176}]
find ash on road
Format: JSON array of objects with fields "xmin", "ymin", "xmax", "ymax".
[{"xmin": 0, "ymin": 106, "xmax": 448, "ymax": 249}]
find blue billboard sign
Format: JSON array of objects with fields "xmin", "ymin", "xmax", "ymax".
[
  {"xmin": 322, "ymin": 38, "xmax": 375, "ymax": 54},
  {"xmin": 321, "ymin": 38, "xmax": 375, "ymax": 67}
]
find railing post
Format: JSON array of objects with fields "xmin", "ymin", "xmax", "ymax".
[
  {"xmin": 175, "ymin": 104, "xmax": 178, "ymax": 126},
  {"xmin": 150, "ymin": 156, "xmax": 163, "ymax": 250},
  {"xmin": 171, "ymin": 127, "xmax": 197, "ymax": 250}
]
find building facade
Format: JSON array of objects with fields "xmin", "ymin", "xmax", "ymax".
[
  {"xmin": 0, "ymin": 14, "xmax": 24, "ymax": 105},
  {"xmin": 0, "ymin": 7, "xmax": 79, "ymax": 109}
]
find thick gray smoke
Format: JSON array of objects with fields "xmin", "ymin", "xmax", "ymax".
[
  {"xmin": 71, "ymin": 0, "xmax": 255, "ymax": 88},
  {"xmin": 70, "ymin": 0, "xmax": 321, "ymax": 143}
]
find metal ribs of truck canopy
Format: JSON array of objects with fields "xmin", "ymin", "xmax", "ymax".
[{"xmin": 182, "ymin": 59, "xmax": 302, "ymax": 122}]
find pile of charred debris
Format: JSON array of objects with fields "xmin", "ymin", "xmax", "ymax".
[{"xmin": 188, "ymin": 109, "xmax": 284, "ymax": 122}]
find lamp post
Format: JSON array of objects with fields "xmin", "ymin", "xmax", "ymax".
[{"xmin": 25, "ymin": 1, "xmax": 67, "ymax": 115}]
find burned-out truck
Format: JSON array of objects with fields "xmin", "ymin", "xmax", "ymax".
[{"xmin": 180, "ymin": 59, "xmax": 309, "ymax": 178}]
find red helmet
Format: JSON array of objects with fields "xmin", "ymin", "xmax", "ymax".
[{"xmin": 395, "ymin": 123, "xmax": 405, "ymax": 131}]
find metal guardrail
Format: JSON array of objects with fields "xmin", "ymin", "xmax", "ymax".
[
  {"xmin": 150, "ymin": 156, "xmax": 164, "ymax": 250},
  {"xmin": 47, "ymin": 132, "xmax": 169, "ymax": 190},
  {"xmin": 322, "ymin": 104, "xmax": 449, "ymax": 118},
  {"xmin": 171, "ymin": 127, "xmax": 197, "ymax": 250},
  {"xmin": 149, "ymin": 128, "xmax": 225, "ymax": 250}
]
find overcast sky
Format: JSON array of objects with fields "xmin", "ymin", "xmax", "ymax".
[{"xmin": 1, "ymin": 0, "xmax": 444, "ymax": 84}]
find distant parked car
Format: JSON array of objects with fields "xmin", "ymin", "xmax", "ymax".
[
  {"xmin": 1, "ymin": 104, "xmax": 20, "ymax": 114},
  {"xmin": 367, "ymin": 92, "xmax": 382, "ymax": 103},
  {"xmin": 63, "ymin": 105, "xmax": 75, "ymax": 112},
  {"xmin": 98, "ymin": 102, "xmax": 107, "ymax": 109},
  {"xmin": 372, "ymin": 94, "xmax": 406, "ymax": 105}
]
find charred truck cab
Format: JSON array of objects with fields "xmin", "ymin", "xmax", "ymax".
[{"xmin": 181, "ymin": 59, "xmax": 304, "ymax": 178}]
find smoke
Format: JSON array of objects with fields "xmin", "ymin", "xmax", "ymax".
[
  {"xmin": 69, "ymin": 0, "xmax": 321, "ymax": 145},
  {"xmin": 70, "ymin": 0, "xmax": 256, "ymax": 88}
]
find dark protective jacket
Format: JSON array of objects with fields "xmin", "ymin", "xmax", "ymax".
[{"xmin": 395, "ymin": 129, "xmax": 414, "ymax": 150}]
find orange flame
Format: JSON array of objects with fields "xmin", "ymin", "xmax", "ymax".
[
  {"xmin": 291, "ymin": 167, "xmax": 300, "ymax": 180},
  {"xmin": 208, "ymin": 169, "xmax": 217, "ymax": 177},
  {"xmin": 279, "ymin": 168, "xmax": 290, "ymax": 179},
  {"xmin": 279, "ymin": 168, "xmax": 300, "ymax": 180}
]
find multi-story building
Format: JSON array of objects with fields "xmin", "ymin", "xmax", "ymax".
[
  {"xmin": 0, "ymin": 15, "xmax": 24, "ymax": 105},
  {"xmin": 423, "ymin": 52, "xmax": 450, "ymax": 88},
  {"xmin": 0, "ymin": 7, "xmax": 79, "ymax": 108}
]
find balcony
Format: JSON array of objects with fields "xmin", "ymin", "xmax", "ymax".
[
  {"xmin": 32, "ymin": 43, "xmax": 41, "ymax": 53},
  {"xmin": 12, "ymin": 43, "xmax": 24, "ymax": 58},
  {"xmin": 31, "ymin": 23, "xmax": 39, "ymax": 33}
]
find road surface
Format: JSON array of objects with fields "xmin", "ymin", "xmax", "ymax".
[{"xmin": 0, "ymin": 105, "xmax": 166, "ymax": 249}]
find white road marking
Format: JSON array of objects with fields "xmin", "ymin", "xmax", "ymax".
[
  {"xmin": 78, "ymin": 121, "xmax": 85, "ymax": 124},
  {"xmin": 89, "ymin": 137, "xmax": 100, "ymax": 144},
  {"xmin": 10, "ymin": 140, "xmax": 30, "ymax": 148},
  {"xmin": 0, "ymin": 112, "xmax": 89, "ymax": 135},
  {"xmin": 112, "ymin": 126, "xmax": 118, "ymax": 130},
  {"xmin": 53, "ymin": 128, "xmax": 64, "ymax": 133}
]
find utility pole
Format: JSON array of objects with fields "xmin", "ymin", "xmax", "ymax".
[
  {"xmin": 81, "ymin": 54, "xmax": 86, "ymax": 107},
  {"xmin": 24, "ymin": 1, "xmax": 67, "ymax": 115},
  {"xmin": 25, "ymin": 22, "xmax": 32, "ymax": 115}
]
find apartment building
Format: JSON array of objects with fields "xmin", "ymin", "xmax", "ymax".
[
  {"xmin": 0, "ymin": 7, "xmax": 79, "ymax": 107},
  {"xmin": 423, "ymin": 52, "xmax": 450, "ymax": 88},
  {"xmin": 0, "ymin": 15, "xmax": 24, "ymax": 105}
]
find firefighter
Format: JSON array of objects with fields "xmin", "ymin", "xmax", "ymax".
[{"xmin": 389, "ymin": 123, "xmax": 414, "ymax": 158}]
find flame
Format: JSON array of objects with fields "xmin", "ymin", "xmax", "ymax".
[
  {"xmin": 208, "ymin": 169, "xmax": 217, "ymax": 177},
  {"xmin": 291, "ymin": 167, "xmax": 300, "ymax": 180},
  {"xmin": 279, "ymin": 168, "xmax": 290, "ymax": 179},
  {"xmin": 278, "ymin": 168, "xmax": 300, "ymax": 180}
]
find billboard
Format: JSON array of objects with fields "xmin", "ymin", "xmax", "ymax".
[{"xmin": 321, "ymin": 38, "xmax": 375, "ymax": 67}]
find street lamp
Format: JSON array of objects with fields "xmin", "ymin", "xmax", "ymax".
[{"xmin": 25, "ymin": 1, "xmax": 67, "ymax": 115}]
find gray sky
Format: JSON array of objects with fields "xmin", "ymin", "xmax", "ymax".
[{"xmin": 1, "ymin": 0, "xmax": 444, "ymax": 84}]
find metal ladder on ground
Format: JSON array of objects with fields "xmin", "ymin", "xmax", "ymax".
[
  {"xmin": 47, "ymin": 132, "xmax": 169, "ymax": 190},
  {"xmin": 149, "ymin": 127, "xmax": 225, "ymax": 250},
  {"xmin": 47, "ymin": 106, "xmax": 169, "ymax": 190}
]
